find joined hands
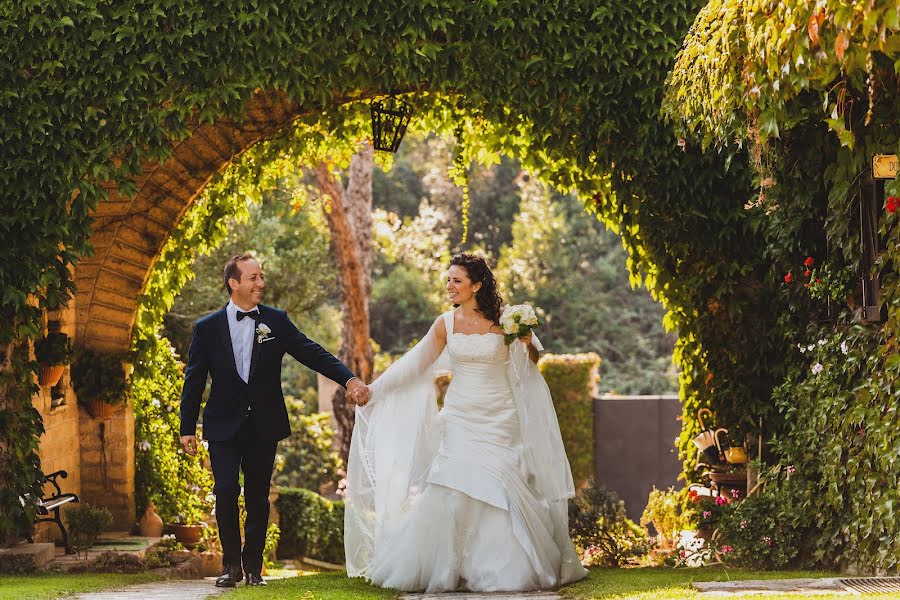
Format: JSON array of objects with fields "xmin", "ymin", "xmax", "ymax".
[{"xmin": 346, "ymin": 378, "xmax": 371, "ymax": 406}]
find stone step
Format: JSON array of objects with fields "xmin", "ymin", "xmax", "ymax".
[{"xmin": 0, "ymin": 542, "xmax": 56, "ymax": 572}]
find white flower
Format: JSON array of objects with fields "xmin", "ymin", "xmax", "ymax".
[
  {"xmin": 807, "ymin": 344, "xmax": 816, "ymax": 352},
  {"xmin": 150, "ymin": 399, "xmax": 161, "ymax": 408},
  {"xmin": 139, "ymin": 441, "xmax": 151, "ymax": 452},
  {"xmin": 500, "ymin": 304, "xmax": 539, "ymax": 335},
  {"xmin": 255, "ymin": 323, "xmax": 272, "ymax": 343},
  {"xmin": 812, "ymin": 363, "xmax": 824, "ymax": 375},
  {"xmin": 818, "ymin": 339, "xmax": 826, "ymax": 346},
  {"xmin": 840, "ymin": 341, "xmax": 849, "ymax": 355}
]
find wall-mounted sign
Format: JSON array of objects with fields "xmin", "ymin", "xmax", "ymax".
[{"xmin": 873, "ymin": 154, "xmax": 898, "ymax": 180}]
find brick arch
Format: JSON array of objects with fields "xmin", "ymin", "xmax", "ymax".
[{"xmin": 75, "ymin": 92, "xmax": 302, "ymax": 353}]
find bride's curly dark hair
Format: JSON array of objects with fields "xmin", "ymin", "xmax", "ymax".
[{"xmin": 449, "ymin": 253, "xmax": 503, "ymax": 324}]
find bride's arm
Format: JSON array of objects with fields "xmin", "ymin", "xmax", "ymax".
[
  {"xmin": 366, "ymin": 315, "xmax": 447, "ymax": 398},
  {"xmin": 519, "ymin": 331, "xmax": 540, "ymax": 364}
]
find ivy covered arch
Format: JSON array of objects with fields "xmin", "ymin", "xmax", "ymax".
[{"xmin": 2, "ymin": 0, "xmax": 781, "ymax": 536}]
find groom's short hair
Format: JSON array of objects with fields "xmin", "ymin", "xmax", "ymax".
[{"xmin": 223, "ymin": 253, "xmax": 256, "ymax": 295}]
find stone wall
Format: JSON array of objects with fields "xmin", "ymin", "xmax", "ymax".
[
  {"xmin": 32, "ymin": 304, "xmax": 82, "ymax": 544},
  {"xmin": 78, "ymin": 402, "xmax": 135, "ymax": 530}
]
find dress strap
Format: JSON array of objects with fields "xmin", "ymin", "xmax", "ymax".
[{"xmin": 443, "ymin": 310, "xmax": 454, "ymax": 335}]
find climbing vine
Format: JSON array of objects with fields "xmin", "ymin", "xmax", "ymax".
[
  {"xmin": 665, "ymin": 0, "xmax": 900, "ymax": 569},
  {"xmin": 0, "ymin": 0, "xmax": 816, "ymax": 538}
]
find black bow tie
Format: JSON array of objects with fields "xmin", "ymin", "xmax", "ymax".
[{"xmin": 236, "ymin": 310, "xmax": 259, "ymax": 322}]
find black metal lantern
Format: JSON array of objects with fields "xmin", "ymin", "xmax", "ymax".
[{"xmin": 371, "ymin": 96, "xmax": 413, "ymax": 153}]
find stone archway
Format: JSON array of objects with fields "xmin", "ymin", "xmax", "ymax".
[
  {"xmin": 11, "ymin": 0, "xmax": 770, "ymax": 542},
  {"xmin": 43, "ymin": 93, "xmax": 327, "ymax": 528}
]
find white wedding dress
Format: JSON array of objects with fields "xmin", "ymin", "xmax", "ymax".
[{"xmin": 345, "ymin": 311, "xmax": 587, "ymax": 592}]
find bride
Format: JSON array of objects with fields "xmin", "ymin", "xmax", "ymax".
[{"xmin": 344, "ymin": 253, "xmax": 588, "ymax": 592}]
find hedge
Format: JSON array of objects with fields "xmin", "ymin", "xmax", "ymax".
[
  {"xmin": 275, "ymin": 488, "xmax": 345, "ymax": 564},
  {"xmin": 539, "ymin": 352, "xmax": 600, "ymax": 487}
]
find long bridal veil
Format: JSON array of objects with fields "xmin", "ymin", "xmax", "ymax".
[{"xmin": 344, "ymin": 316, "xmax": 579, "ymax": 580}]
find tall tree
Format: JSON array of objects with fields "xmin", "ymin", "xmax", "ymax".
[{"xmin": 313, "ymin": 143, "xmax": 375, "ymax": 461}]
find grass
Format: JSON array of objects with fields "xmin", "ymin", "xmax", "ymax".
[
  {"xmin": 226, "ymin": 570, "xmax": 396, "ymax": 600},
  {"xmin": 0, "ymin": 567, "xmax": 890, "ymax": 600},
  {"xmin": 559, "ymin": 567, "xmax": 866, "ymax": 599},
  {"xmin": 0, "ymin": 573, "xmax": 161, "ymax": 600}
]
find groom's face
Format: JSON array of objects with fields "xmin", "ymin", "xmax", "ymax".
[{"xmin": 230, "ymin": 258, "xmax": 265, "ymax": 307}]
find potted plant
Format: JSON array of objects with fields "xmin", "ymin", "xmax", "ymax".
[
  {"xmin": 71, "ymin": 349, "xmax": 130, "ymax": 418},
  {"xmin": 34, "ymin": 331, "xmax": 73, "ymax": 386},
  {"xmin": 167, "ymin": 513, "xmax": 207, "ymax": 546}
]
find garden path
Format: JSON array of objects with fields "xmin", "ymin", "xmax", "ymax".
[{"xmin": 69, "ymin": 579, "xmax": 229, "ymax": 600}]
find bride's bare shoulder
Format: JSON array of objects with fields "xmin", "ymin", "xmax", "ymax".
[{"xmin": 432, "ymin": 312, "xmax": 450, "ymax": 339}]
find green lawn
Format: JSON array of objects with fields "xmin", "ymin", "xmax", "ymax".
[
  {"xmin": 226, "ymin": 570, "xmax": 396, "ymax": 600},
  {"xmin": 0, "ymin": 573, "xmax": 161, "ymax": 600},
  {"xmin": 559, "ymin": 567, "xmax": 855, "ymax": 599},
  {"xmin": 0, "ymin": 568, "xmax": 885, "ymax": 600}
]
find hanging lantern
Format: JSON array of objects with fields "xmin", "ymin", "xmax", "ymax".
[{"xmin": 370, "ymin": 95, "xmax": 413, "ymax": 153}]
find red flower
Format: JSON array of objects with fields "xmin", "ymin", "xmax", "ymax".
[
  {"xmin": 804, "ymin": 269, "xmax": 811, "ymax": 277},
  {"xmin": 804, "ymin": 256, "xmax": 814, "ymax": 267},
  {"xmin": 804, "ymin": 283, "xmax": 810, "ymax": 288},
  {"xmin": 887, "ymin": 196, "xmax": 900, "ymax": 213},
  {"xmin": 816, "ymin": 278, "xmax": 822, "ymax": 283},
  {"xmin": 784, "ymin": 272, "xmax": 793, "ymax": 284}
]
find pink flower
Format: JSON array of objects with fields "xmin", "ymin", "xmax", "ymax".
[
  {"xmin": 730, "ymin": 488, "xmax": 740, "ymax": 499},
  {"xmin": 680, "ymin": 550, "xmax": 686, "ymax": 558},
  {"xmin": 715, "ymin": 495, "xmax": 727, "ymax": 506},
  {"xmin": 720, "ymin": 545, "xmax": 733, "ymax": 553},
  {"xmin": 703, "ymin": 511, "xmax": 712, "ymax": 518},
  {"xmin": 786, "ymin": 465, "xmax": 796, "ymax": 474},
  {"xmin": 740, "ymin": 520, "xmax": 748, "ymax": 529},
  {"xmin": 763, "ymin": 536, "xmax": 773, "ymax": 546}
]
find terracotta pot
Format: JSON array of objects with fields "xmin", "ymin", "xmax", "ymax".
[
  {"xmin": 39, "ymin": 364, "xmax": 65, "ymax": 387},
  {"xmin": 139, "ymin": 501, "xmax": 164, "ymax": 537},
  {"xmin": 169, "ymin": 523, "xmax": 204, "ymax": 545},
  {"xmin": 200, "ymin": 551, "xmax": 223, "ymax": 577},
  {"xmin": 85, "ymin": 399, "xmax": 116, "ymax": 419}
]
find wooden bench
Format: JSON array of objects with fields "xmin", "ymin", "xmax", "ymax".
[{"xmin": 24, "ymin": 470, "xmax": 80, "ymax": 554}]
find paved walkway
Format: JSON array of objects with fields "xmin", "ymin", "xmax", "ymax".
[
  {"xmin": 693, "ymin": 577, "xmax": 850, "ymax": 595},
  {"xmin": 69, "ymin": 578, "xmax": 228, "ymax": 600},
  {"xmin": 68, "ymin": 581, "xmax": 562, "ymax": 600},
  {"xmin": 401, "ymin": 593, "xmax": 560, "ymax": 600}
]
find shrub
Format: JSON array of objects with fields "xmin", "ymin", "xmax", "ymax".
[
  {"xmin": 540, "ymin": 353, "xmax": 600, "ymax": 486},
  {"xmin": 714, "ymin": 481, "xmax": 801, "ymax": 569},
  {"xmin": 274, "ymin": 397, "xmax": 343, "ymax": 493},
  {"xmin": 568, "ymin": 480, "xmax": 650, "ymax": 567},
  {"xmin": 65, "ymin": 503, "xmax": 113, "ymax": 559},
  {"xmin": 641, "ymin": 486, "xmax": 692, "ymax": 548},
  {"xmin": 686, "ymin": 488, "xmax": 734, "ymax": 532},
  {"xmin": 264, "ymin": 523, "xmax": 281, "ymax": 569},
  {"xmin": 275, "ymin": 488, "xmax": 344, "ymax": 564},
  {"xmin": 133, "ymin": 336, "xmax": 213, "ymax": 526}
]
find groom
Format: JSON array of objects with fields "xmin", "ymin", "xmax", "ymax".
[{"xmin": 180, "ymin": 253, "xmax": 369, "ymax": 587}]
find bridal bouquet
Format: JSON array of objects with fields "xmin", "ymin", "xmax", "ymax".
[{"xmin": 500, "ymin": 304, "xmax": 540, "ymax": 345}]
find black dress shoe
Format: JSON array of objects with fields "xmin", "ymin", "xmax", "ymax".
[
  {"xmin": 215, "ymin": 564, "xmax": 243, "ymax": 588},
  {"xmin": 245, "ymin": 572, "xmax": 266, "ymax": 586}
]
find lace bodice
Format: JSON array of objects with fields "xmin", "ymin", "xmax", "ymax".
[{"xmin": 446, "ymin": 332, "xmax": 509, "ymax": 365}]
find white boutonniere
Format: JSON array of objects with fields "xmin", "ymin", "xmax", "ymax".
[{"xmin": 255, "ymin": 323, "xmax": 273, "ymax": 344}]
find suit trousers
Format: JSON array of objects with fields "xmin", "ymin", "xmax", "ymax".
[{"xmin": 208, "ymin": 417, "xmax": 277, "ymax": 573}]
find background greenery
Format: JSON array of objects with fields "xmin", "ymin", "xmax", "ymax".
[{"xmin": 0, "ymin": 0, "xmax": 896, "ymax": 575}]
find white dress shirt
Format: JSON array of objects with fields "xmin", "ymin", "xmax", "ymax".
[{"xmin": 226, "ymin": 300, "xmax": 259, "ymax": 383}]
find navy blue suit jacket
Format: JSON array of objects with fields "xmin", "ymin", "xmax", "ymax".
[{"xmin": 179, "ymin": 304, "xmax": 355, "ymax": 442}]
